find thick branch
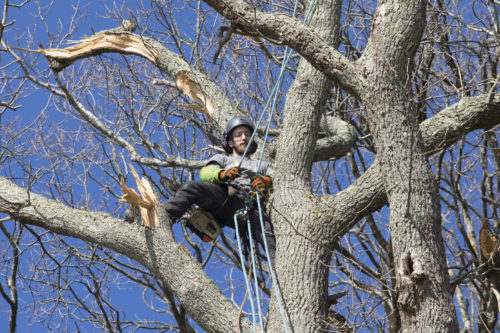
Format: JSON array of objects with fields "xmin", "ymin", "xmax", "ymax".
[
  {"xmin": 324, "ymin": 158, "xmax": 387, "ymax": 238},
  {"xmin": 314, "ymin": 117, "xmax": 357, "ymax": 161},
  {"xmin": 30, "ymin": 24, "xmax": 357, "ymax": 162},
  {"xmin": 0, "ymin": 178, "xmax": 252, "ymax": 333},
  {"xmin": 421, "ymin": 94, "xmax": 500, "ymax": 152},
  {"xmin": 32, "ymin": 24, "xmax": 237, "ymax": 131},
  {"xmin": 201, "ymin": 0, "xmax": 364, "ymax": 97},
  {"xmin": 326, "ymin": 92, "xmax": 500, "ymax": 237}
]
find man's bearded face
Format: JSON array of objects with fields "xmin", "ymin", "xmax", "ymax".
[{"xmin": 229, "ymin": 126, "xmax": 252, "ymax": 155}]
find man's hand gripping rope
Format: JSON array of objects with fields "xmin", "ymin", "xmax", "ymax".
[
  {"xmin": 219, "ymin": 167, "xmax": 240, "ymax": 181},
  {"xmin": 251, "ymin": 174, "xmax": 272, "ymax": 192}
]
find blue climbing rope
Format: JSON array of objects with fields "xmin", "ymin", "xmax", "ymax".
[
  {"xmin": 246, "ymin": 213, "xmax": 265, "ymax": 332},
  {"xmin": 234, "ymin": 212, "xmax": 258, "ymax": 333}
]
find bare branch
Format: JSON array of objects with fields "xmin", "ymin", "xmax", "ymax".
[
  {"xmin": 201, "ymin": 0, "xmax": 365, "ymax": 97},
  {"xmin": 0, "ymin": 176, "xmax": 253, "ymax": 333}
]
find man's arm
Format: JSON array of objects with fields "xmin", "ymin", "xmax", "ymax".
[
  {"xmin": 200, "ymin": 164, "xmax": 225, "ymax": 184},
  {"xmin": 200, "ymin": 162, "xmax": 240, "ymax": 183}
]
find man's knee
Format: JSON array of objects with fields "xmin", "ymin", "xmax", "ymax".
[
  {"xmin": 179, "ymin": 181, "xmax": 228, "ymax": 211},
  {"xmin": 178, "ymin": 180, "xmax": 204, "ymax": 193}
]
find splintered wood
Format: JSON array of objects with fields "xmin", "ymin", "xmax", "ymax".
[
  {"xmin": 175, "ymin": 70, "xmax": 215, "ymax": 117},
  {"xmin": 479, "ymin": 218, "xmax": 500, "ymax": 311},
  {"xmin": 119, "ymin": 164, "xmax": 160, "ymax": 229},
  {"xmin": 39, "ymin": 32, "xmax": 158, "ymax": 64},
  {"xmin": 19, "ymin": 28, "xmax": 215, "ymax": 117},
  {"xmin": 45, "ymin": 37, "xmax": 215, "ymax": 116}
]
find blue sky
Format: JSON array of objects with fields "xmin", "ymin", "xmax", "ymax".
[{"xmin": 1, "ymin": 0, "xmax": 497, "ymax": 331}]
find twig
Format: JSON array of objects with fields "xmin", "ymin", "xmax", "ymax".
[
  {"xmin": 0, "ymin": 216, "xmax": 12, "ymax": 223},
  {"xmin": 487, "ymin": 75, "xmax": 499, "ymax": 105}
]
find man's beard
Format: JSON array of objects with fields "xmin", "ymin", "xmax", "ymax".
[{"xmin": 234, "ymin": 143, "xmax": 248, "ymax": 155}]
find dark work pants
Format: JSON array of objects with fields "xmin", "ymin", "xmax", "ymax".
[{"xmin": 165, "ymin": 181, "xmax": 275, "ymax": 262}]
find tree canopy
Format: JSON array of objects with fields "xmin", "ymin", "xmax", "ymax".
[{"xmin": 0, "ymin": 0, "xmax": 499, "ymax": 332}]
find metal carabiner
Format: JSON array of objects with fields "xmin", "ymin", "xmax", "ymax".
[{"xmin": 235, "ymin": 207, "xmax": 248, "ymax": 222}]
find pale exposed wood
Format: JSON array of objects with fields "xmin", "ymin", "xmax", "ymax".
[
  {"xmin": 120, "ymin": 164, "xmax": 160, "ymax": 229},
  {"xmin": 479, "ymin": 218, "xmax": 499, "ymax": 261},
  {"xmin": 20, "ymin": 32, "xmax": 217, "ymax": 118},
  {"xmin": 41, "ymin": 32, "xmax": 158, "ymax": 63},
  {"xmin": 175, "ymin": 70, "xmax": 215, "ymax": 117},
  {"xmin": 479, "ymin": 219, "xmax": 500, "ymax": 317},
  {"xmin": 46, "ymin": 36, "xmax": 216, "ymax": 116}
]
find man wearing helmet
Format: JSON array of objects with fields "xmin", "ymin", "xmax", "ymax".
[{"xmin": 164, "ymin": 116, "xmax": 275, "ymax": 261}]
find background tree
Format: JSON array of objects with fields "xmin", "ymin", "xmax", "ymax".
[{"xmin": 0, "ymin": 0, "xmax": 499, "ymax": 332}]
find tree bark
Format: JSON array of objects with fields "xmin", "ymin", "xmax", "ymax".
[
  {"xmin": 268, "ymin": 0, "xmax": 341, "ymax": 331},
  {"xmin": 0, "ymin": 177, "xmax": 253, "ymax": 333},
  {"xmin": 2, "ymin": 1, "xmax": 500, "ymax": 331},
  {"xmin": 359, "ymin": 0, "xmax": 458, "ymax": 331},
  {"xmin": 0, "ymin": 90, "xmax": 497, "ymax": 331},
  {"xmin": 202, "ymin": 0, "xmax": 365, "ymax": 97}
]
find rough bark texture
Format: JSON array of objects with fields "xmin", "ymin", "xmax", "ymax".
[
  {"xmin": 1, "ymin": 1, "xmax": 500, "ymax": 332},
  {"xmin": 268, "ymin": 1, "xmax": 342, "ymax": 331},
  {"xmin": 0, "ymin": 91, "xmax": 497, "ymax": 331},
  {"xmin": 359, "ymin": 1, "xmax": 458, "ymax": 331},
  {"xmin": 0, "ymin": 177, "xmax": 253, "ymax": 333},
  {"xmin": 202, "ymin": 0, "xmax": 365, "ymax": 97},
  {"xmin": 40, "ymin": 22, "xmax": 355, "ymax": 165}
]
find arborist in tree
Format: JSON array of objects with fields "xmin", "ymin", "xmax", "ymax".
[{"xmin": 165, "ymin": 116, "xmax": 276, "ymax": 262}]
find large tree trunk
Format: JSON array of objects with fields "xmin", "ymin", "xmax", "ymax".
[
  {"xmin": 267, "ymin": 1, "xmax": 341, "ymax": 331},
  {"xmin": 360, "ymin": 1, "xmax": 458, "ymax": 331},
  {"xmin": 3, "ymin": 1, "xmax": 500, "ymax": 332},
  {"xmin": 366, "ymin": 83, "xmax": 458, "ymax": 331}
]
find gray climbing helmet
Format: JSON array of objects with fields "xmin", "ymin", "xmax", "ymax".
[{"xmin": 223, "ymin": 116, "xmax": 258, "ymax": 154}]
